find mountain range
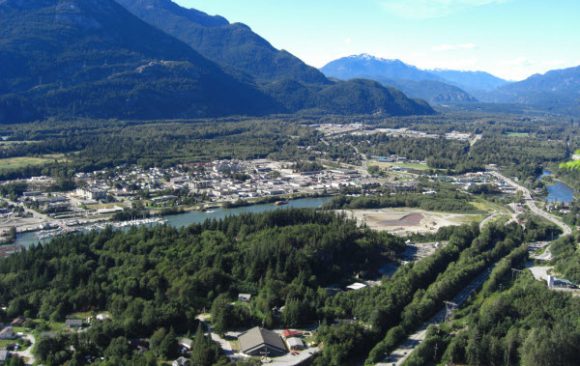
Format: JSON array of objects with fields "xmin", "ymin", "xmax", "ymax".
[
  {"xmin": 490, "ymin": 66, "xmax": 580, "ymax": 115},
  {"xmin": 0, "ymin": 0, "xmax": 434, "ymax": 123},
  {"xmin": 321, "ymin": 54, "xmax": 507, "ymax": 104},
  {"xmin": 321, "ymin": 54, "xmax": 580, "ymax": 115},
  {"xmin": 115, "ymin": 0, "xmax": 433, "ymax": 116},
  {"xmin": 116, "ymin": 0, "xmax": 328, "ymax": 84},
  {"xmin": 0, "ymin": 0, "xmax": 578, "ymax": 122},
  {"xmin": 429, "ymin": 69, "xmax": 508, "ymax": 93}
]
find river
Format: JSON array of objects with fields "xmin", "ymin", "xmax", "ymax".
[
  {"xmin": 547, "ymin": 182, "xmax": 575, "ymax": 204},
  {"xmin": 14, "ymin": 197, "xmax": 333, "ymax": 248},
  {"xmin": 542, "ymin": 170, "xmax": 575, "ymax": 204}
]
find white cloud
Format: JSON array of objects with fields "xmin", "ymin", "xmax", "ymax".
[
  {"xmin": 493, "ymin": 57, "xmax": 574, "ymax": 80},
  {"xmin": 432, "ymin": 43, "xmax": 477, "ymax": 52},
  {"xmin": 499, "ymin": 57, "xmax": 532, "ymax": 67},
  {"xmin": 381, "ymin": 0, "xmax": 508, "ymax": 19},
  {"xmin": 344, "ymin": 37, "xmax": 353, "ymax": 46},
  {"xmin": 409, "ymin": 56, "xmax": 480, "ymax": 71}
]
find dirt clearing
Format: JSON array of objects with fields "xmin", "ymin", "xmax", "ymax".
[{"xmin": 341, "ymin": 208, "xmax": 483, "ymax": 235}]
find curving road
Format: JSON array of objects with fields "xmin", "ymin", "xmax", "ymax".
[
  {"xmin": 479, "ymin": 213, "xmax": 498, "ymax": 231},
  {"xmin": 489, "ymin": 171, "xmax": 572, "ymax": 237},
  {"xmin": 13, "ymin": 333, "xmax": 36, "ymax": 365}
]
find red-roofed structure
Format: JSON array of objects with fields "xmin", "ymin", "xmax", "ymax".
[{"xmin": 282, "ymin": 329, "xmax": 303, "ymax": 338}]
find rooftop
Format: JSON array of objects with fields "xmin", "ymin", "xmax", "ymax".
[{"xmin": 239, "ymin": 327, "xmax": 287, "ymax": 356}]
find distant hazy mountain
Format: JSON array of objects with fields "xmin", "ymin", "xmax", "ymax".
[
  {"xmin": 321, "ymin": 54, "xmax": 477, "ymax": 104},
  {"xmin": 490, "ymin": 66, "xmax": 580, "ymax": 115},
  {"xmin": 116, "ymin": 0, "xmax": 328, "ymax": 84},
  {"xmin": 321, "ymin": 54, "xmax": 580, "ymax": 116},
  {"xmin": 0, "ymin": 0, "xmax": 280, "ymax": 122},
  {"xmin": 321, "ymin": 54, "xmax": 439, "ymax": 82},
  {"xmin": 429, "ymin": 70, "xmax": 509, "ymax": 95},
  {"xmin": 383, "ymin": 79, "xmax": 478, "ymax": 104}
]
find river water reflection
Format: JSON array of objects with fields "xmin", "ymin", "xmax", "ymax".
[{"xmin": 15, "ymin": 197, "xmax": 333, "ymax": 248}]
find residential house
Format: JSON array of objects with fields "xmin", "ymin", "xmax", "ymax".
[
  {"xmin": 178, "ymin": 338, "xmax": 193, "ymax": 351},
  {"xmin": 10, "ymin": 317, "xmax": 25, "ymax": 327},
  {"xmin": 172, "ymin": 356, "xmax": 190, "ymax": 366},
  {"xmin": 286, "ymin": 337, "xmax": 305, "ymax": 351},
  {"xmin": 65, "ymin": 319, "xmax": 83, "ymax": 330},
  {"xmin": 0, "ymin": 327, "xmax": 15, "ymax": 340}
]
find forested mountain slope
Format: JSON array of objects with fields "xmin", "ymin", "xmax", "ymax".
[{"xmin": 0, "ymin": 0, "xmax": 281, "ymax": 122}]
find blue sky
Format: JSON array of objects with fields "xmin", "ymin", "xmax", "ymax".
[{"xmin": 176, "ymin": 0, "xmax": 580, "ymax": 80}]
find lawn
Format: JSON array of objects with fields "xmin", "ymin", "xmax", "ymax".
[
  {"xmin": 506, "ymin": 132, "xmax": 531, "ymax": 137},
  {"xmin": 86, "ymin": 203, "xmax": 128, "ymax": 211},
  {"xmin": 0, "ymin": 154, "xmax": 66, "ymax": 173},
  {"xmin": 558, "ymin": 150, "xmax": 580, "ymax": 170},
  {"xmin": 70, "ymin": 311, "xmax": 92, "ymax": 320},
  {"xmin": 560, "ymin": 160, "xmax": 580, "ymax": 170},
  {"xmin": 452, "ymin": 213, "xmax": 488, "ymax": 224},
  {"xmin": 0, "ymin": 339, "xmax": 16, "ymax": 348},
  {"xmin": 471, "ymin": 197, "xmax": 512, "ymax": 215},
  {"xmin": 26, "ymin": 319, "xmax": 67, "ymax": 333},
  {"xmin": 368, "ymin": 160, "xmax": 431, "ymax": 171}
]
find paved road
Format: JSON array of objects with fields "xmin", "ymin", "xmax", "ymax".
[
  {"xmin": 348, "ymin": 143, "xmax": 368, "ymax": 162},
  {"xmin": 530, "ymin": 247, "xmax": 553, "ymax": 261},
  {"xmin": 1, "ymin": 197, "xmax": 50, "ymax": 221},
  {"xmin": 0, "ymin": 197, "xmax": 54, "ymax": 233},
  {"xmin": 470, "ymin": 134, "xmax": 483, "ymax": 147},
  {"xmin": 210, "ymin": 332, "xmax": 234, "ymax": 358},
  {"xmin": 374, "ymin": 170, "xmax": 572, "ymax": 366},
  {"xmin": 377, "ymin": 267, "xmax": 494, "ymax": 366},
  {"xmin": 489, "ymin": 171, "xmax": 572, "ymax": 237},
  {"xmin": 13, "ymin": 333, "xmax": 36, "ymax": 365},
  {"xmin": 529, "ymin": 266, "xmax": 552, "ymax": 283},
  {"xmin": 479, "ymin": 213, "xmax": 498, "ymax": 231}
]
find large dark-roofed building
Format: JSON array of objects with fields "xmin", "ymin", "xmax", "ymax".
[{"xmin": 238, "ymin": 327, "xmax": 287, "ymax": 357}]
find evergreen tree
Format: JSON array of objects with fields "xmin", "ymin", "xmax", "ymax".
[
  {"xmin": 159, "ymin": 327, "xmax": 179, "ymax": 359},
  {"xmin": 191, "ymin": 323, "xmax": 212, "ymax": 366}
]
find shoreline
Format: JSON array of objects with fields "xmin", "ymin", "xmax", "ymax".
[{"xmin": 12, "ymin": 196, "xmax": 333, "ymax": 249}]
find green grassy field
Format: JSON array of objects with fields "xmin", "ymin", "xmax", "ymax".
[
  {"xmin": 452, "ymin": 213, "xmax": 489, "ymax": 224},
  {"xmin": 506, "ymin": 132, "xmax": 531, "ymax": 137},
  {"xmin": 471, "ymin": 197, "xmax": 512, "ymax": 215},
  {"xmin": 558, "ymin": 149, "xmax": 580, "ymax": 170},
  {"xmin": 0, "ymin": 339, "xmax": 15, "ymax": 348},
  {"xmin": 0, "ymin": 154, "xmax": 66, "ymax": 173},
  {"xmin": 369, "ymin": 160, "xmax": 431, "ymax": 171},
  {"xmin": 560, "ymin": 160, "xmax": 580, "ymax": 170}
]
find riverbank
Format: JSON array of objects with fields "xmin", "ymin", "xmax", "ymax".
[
  {"xmin": 541, "ymin": 170, "xmax": 575, "ymax": 204},
  {"xmin": 154, "ymin": 193, "xmax": 335, "ymax": 213},
  {"xmin": 13, "ymin": 197, "xmax": 333, "ymax": 248}
]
